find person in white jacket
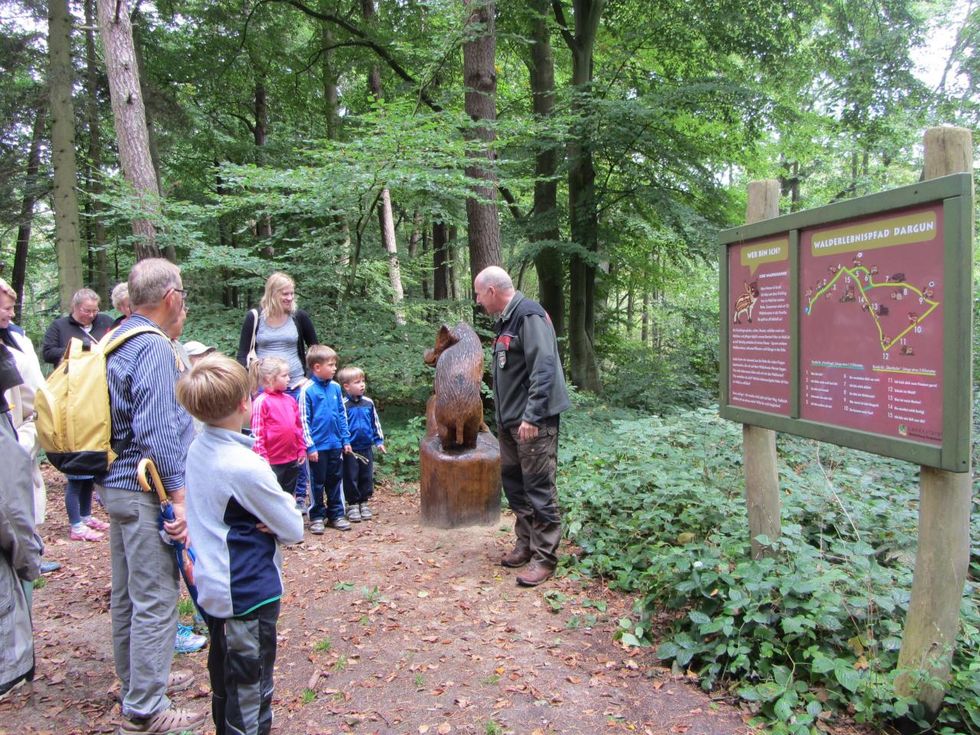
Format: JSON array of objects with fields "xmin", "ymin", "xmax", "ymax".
[{"xmin": 0, "ymin": 278, "xmax": 47, "ymax": 527}]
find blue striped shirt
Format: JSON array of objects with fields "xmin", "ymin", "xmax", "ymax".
[{"xmin": 98, "ymin": 314, "xmax": 194, "ymax": 493}]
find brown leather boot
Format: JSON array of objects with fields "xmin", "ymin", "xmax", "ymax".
[
  {"xmin": 500, "ymin": 547, "xmax": 532, "ymax": 568},
  {"xmin": 516, "ymin": 562, "xmax": 554, "ymax": 586}
]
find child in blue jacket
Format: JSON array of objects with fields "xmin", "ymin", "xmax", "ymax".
[
  {"xmin": 298, "ymin": 345, "xmax": 351, "ymax": 533},
  {"xmin": 336, "ymin": 366, "xmax": 385, "ymax": 522}
]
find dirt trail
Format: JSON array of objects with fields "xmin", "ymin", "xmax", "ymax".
[{"xmin": 2, "ymin": 470, "xmax": 751, "ymax": 735}]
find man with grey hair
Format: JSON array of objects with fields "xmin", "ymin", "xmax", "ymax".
[
  {"xmin": 474, "ymin": 265, "xmax": 570, "ymax": 587},
  {"xmin": 111, "ymin": 282, "xmax": 132, "ymax": 326},
  {"xmin": 97, "ymin": 258, "xmax": 205, "ymax": 734}
]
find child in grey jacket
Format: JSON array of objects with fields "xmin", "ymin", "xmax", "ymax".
[{"xmin": 177, "ymin": 354, "xmax": 303, "ymax": 735}]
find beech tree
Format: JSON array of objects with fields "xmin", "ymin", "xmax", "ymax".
[
  {"xmin": 48, "ymin": 0, "xmax": 84, "ymax": 309},
  {"xmin": 462, "ymin": 0, "xmax": 501, "ymax": 277},
  {"xmin": 97, "ymin": 0, "xmax": 162, "ymax": 260}
]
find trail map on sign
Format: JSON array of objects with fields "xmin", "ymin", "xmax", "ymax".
[{"xmin": 799, "ymin": 204, "xmax": 944, "ymax": 445}]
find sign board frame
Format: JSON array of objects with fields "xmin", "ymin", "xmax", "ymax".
[{"xmin": 719, "ymin": 173, "xmax": 973, "ymax": 472}]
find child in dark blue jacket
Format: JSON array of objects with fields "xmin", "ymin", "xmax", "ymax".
[
  {"xmin": 298, "ymin": 345, "xmax": 351, "ymax": 533},
  {"xmin": 336, "ymin": 367, "xmax": 385, "ymax": 522}
]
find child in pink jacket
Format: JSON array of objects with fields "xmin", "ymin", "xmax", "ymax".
[{"xmin": 250, "ymin": 357, "xmax": 307, "ymax": 502}]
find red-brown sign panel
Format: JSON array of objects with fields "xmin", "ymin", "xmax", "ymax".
[
  {"xmin": 799, "ymin": 204, "xmax": 944, "ymax": 445},
  {"xmin": 727, "ymin": 236, "xmax": 791, "ymax": 415}
]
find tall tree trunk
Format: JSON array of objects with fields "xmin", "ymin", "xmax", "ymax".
[
  {"xmin": 319, "ymin": 11, "xmax": 351, "ymax": 267},
  {"xmin": 48, "ymin": 0, "xmax": 85, "ymax": 310},
  {"xmin": 362, "ymin": 0, "xmax": 406, "ymax": 324},
  {"xmin": 13, "ymin": 105, "xmax": 46, "ymax": 317},
  {"xmin": 448, "ymin": 225, "xmax": 460, "ymax": 300},
  {"xmin": 253, "ymin": 79, "xmax": 275, "ymax": 256},
  {"xmin": 131, "ymin": 8, "xmax": 174, "ymax": 262},
  {"xmin": 462, "ymin": 0, "xmax": 501, "ymax": 279},
  {"xmin": 528, "ymin": 0, "xmax": 563, "ymax": 341},
  {"xmin": 432, "ymin": 221, "xmax": 450, "ymax": 300},
  {"xmin": 555, "ymin": 0, "xmax": 602, "ymax": 391},
  {"xmin": 84, "ymin": 0, "xmax": 109, "ymax": 297},
  {"xmin": 97, "ymin": 0, "xmax": 161, "ymax": 260}
]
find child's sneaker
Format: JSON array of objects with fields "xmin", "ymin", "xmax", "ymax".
[
  {"xmin": 295, "ymin": 497, "xmax": 308, "ymax": 513},
  {"xmin": 347, "ymin": 505, "xmax": 361, "ymax": 522},
  {"xmin": 83, "ymin": 516, "xmax": 110, "ymax": 532},
  {"xmin": 175, "ymin": 623, "xmax": 207, "ymax": 654},
  {"xmin": 69, "ymin": 524, "xmax": 103, "ymax": 542},
  {"xmin": 328, "ymin": 517, "xmax": 352, "ymax": 531},
  {"xmin": 310, "ymin": 519, "xmax": 325, "ymax": 535},
  {"xmin": 359, "ymin": 503, "xmax": 372, "ymax": 520}
]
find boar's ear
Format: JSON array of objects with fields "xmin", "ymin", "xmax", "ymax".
[{"xmin": 431, "ymin": 324, "xmax": 452, "ymax": 352}]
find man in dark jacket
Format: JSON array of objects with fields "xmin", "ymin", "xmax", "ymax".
[
  {"xmin": 474, "ymin": 266, "xmax": 571, "ymax": 587},
  {"xmin": 41, "ymin": 287, "xmax": 114, "ymax": 366}
]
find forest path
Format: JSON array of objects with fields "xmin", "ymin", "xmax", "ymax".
[{"xmin": 3, "ymin": 470, "xmax": 750, "ymax": 735}]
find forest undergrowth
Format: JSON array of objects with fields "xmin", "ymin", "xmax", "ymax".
[{"xmin": 545, "ymin": 399, "xmax": 978, "ymax": 735}]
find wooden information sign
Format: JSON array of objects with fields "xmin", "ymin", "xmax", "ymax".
[{"xmin": 720, "ymin": 174, "xmax": 972, "ymax": 472}]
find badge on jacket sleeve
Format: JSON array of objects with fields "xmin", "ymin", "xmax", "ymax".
[{"xmin": 497, "ymin": 350, "xmax": 507, "ymax": 368}]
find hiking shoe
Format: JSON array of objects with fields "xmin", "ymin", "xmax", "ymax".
[
  {"xmin": 347, "ymin": 505, "xmax": 362, "ymax": 522},
  {"xmin": 118, "ymin": 705, "xmax": 206, "ymax": 735},
  {"xmin": 167, "ymin": 669, "xmax": 195, "ymax": 693},
  {"xmin": 84, "ymin": 516, "xmax": 110, "ymax": 531},
  {"xmin": 310, "ymin": 519, "xmax": 325, "ymax": 535},
  {"xmin": 359, "ymin": 503, "xmax": 372, "ymax": 520},
  {"xmin": 328, "ymin": 517, "xmax": 352, "ymax": 531},
  {"xmin": 70, "ymin": 524, "xmax": 104, "ymax": 542},
  {"xmin": 0, "ymin": 677, "xmax": 27, "ymax": 702},
  {"xmin": 174, "ymin": 623, "xmax": 207, "ymax": 654}
]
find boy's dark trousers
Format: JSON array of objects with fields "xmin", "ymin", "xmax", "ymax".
[
  {"xmin": 308, "ymin": 449, "xmax": 344, "ymax": 521},
  {"xmin": 343, "ymin": 446, "xmax": 375, "ymax": 506},
  {"xmin": 270, "ymin": 462, "xmax": 300, "ymax": 497},
  {"xmin": 204, "ymin": 600, "xmax": 280, "ymax": 735}
]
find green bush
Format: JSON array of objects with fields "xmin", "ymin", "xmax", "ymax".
[{"xmin": 559, "ymin": 399, "xmax": 979, "ymax": 735}]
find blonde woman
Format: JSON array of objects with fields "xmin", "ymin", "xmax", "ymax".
[
  {"xmin": 236, "ymin": 273, "xmax": 318, "ymax": 384},
  {"xmin": 236, "ymin": 273, "xmax": 318, "ymax": 509}
]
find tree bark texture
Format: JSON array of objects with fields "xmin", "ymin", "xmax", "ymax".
[
  {"xmin": 433, "ymin": 221, "xmax": 451, "ymax": 301},
  {"xmin": 84, "ymin": 0, "xmax": 109, "ymax": 298},
  {"xmin": 48, "ymin": 0, "xmax": 85, "ymax": 310},
  {"xmin": 895, "ymin": 126, "xmax": 973, "ymax": 717},
  {"xmin": 742, "ymin": 179, "xmax": 782, "ymax": 561},
  {"xmin": 13, "ymin": 105, "xmax": 46, "ymax": 317},
  {"xmin": 560, "ymin": 0, "xmax": 603, "ymax": 391},
  {"xmin": 130, "ymin": 10, "xmax": 174, "ymax": 263},
  {"xmin": 97, "ymin": 0, "xmax": 161, "ymax": 260},
  {"xmin": 528, "ymin": 0, "xmax": 564, "ymax": 343},
  {"xmin": 462, "ymin": 0, "xmax": 501, "ymax": 279}
]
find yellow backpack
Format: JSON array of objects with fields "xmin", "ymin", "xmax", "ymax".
[{"xmin": 36, "ymin": 326, "xmax": 169, "ymax": 474}]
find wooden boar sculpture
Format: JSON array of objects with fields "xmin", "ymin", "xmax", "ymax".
[
  {"xmin": 423, "ymin": 322, "xmax": 486, "ymax": 451},
  {"xmin": 419, "ymin": 321, "xmax": 501, "ymax": 528}
]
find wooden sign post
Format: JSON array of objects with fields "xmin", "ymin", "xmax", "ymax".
[
  {"xmin": 743, "ymin": 180, "xmax": 782, "ymax": 559},
  {"xmin": 895, "ymin": 126, "xmax": 973, "ymax": 716}
]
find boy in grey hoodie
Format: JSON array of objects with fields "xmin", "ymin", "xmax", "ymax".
[{"xmin": 177, "ymin": 354, "xmax": 303, "ymax": 735}]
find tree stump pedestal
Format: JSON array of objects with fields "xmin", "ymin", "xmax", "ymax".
[{"xmin": 419, "ymin": 431, "xmax": 501, "ymax": 528}]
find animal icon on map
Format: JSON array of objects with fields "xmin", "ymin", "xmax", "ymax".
[{"xmin": 732, "ymin": 281, "xmax": 760, "ymax": 324}]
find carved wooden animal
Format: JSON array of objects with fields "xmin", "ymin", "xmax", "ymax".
[{"xmin": 424, "ymin": 322, "xmax": 486, "ymax": 451}]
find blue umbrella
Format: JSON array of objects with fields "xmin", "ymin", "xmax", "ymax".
[{"xmin": 137, "ymin": 458, "xmax": 200, "ymax": 614}]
